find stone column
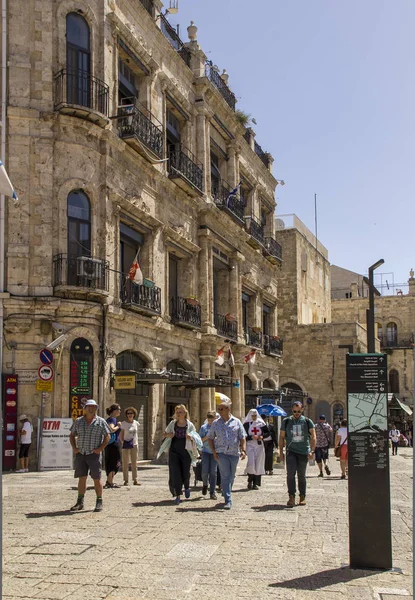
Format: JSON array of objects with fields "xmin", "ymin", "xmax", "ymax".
[
  {"xmin": 150, "ymin": 353, "xmax": 165, "ymax": 459},
  {"xmin": 231, "ymin": 365, "xmax": 243, "ymax": 419},
  {"xmin": 195, "ymin": 107, "xmax": 211, "ymax": 196},
  {"xmin": 229, "ymin": 252, "xmax": 244, "ymax": 338},
  {"xmin": 200, "ymin": 355, "xmax": 213, "ymax": 417},
  {"xmin": 227, "ymin": 141, "xmax": 240, "ymax": 187},
  {"xmin": 198, "ymin": 230, "xmax": 214, "ymax": 330}
]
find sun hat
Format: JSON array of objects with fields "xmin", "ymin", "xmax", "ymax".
[{"xmin": 84, "ymin": 399, "xmax": 98, "ymax": 407}]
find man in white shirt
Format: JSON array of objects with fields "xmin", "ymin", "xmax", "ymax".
[
  {"xmin": 16, "ymin": 414, "xmax": 32, "ymax": 472},
  {"xmin": 389, "ymin": 424, "xmax": 401, "ymax": 456}
]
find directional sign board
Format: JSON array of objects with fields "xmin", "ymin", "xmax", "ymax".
[
  {"xmin": 39, "ymin": 348, "xmax": 54, "ymax": 366},
  {"xmin": 346, "ymin": 353, "xmax": 392, "ymax": 570},
  {"xmin": 38, "ymin": 365, "xmax": 54, "ymax": 381}
]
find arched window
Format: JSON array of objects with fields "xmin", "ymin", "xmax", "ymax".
[
  {"xmin": 66, "ymin": 13, "xmax": 90, "ymax": 106},
  {"xmin": 116, "ymin": 351, "xmax": 146, "ymax": 372},
  {"xmin": 386, "ymin": 322, "xmax": 398, "ymax": 347},
  {"xmin": 263, "ymin": 378, "xmax": 274, "ymax": 390},
  {"xmin": 68, "ymin": 190, "xmax": 91, "ymax": 258},
  {"xmin": 389, "ymin": 369, "xmax": 399, "ymax": 394}
]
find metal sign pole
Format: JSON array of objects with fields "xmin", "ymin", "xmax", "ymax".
[{"xmin": 37, "ymin": 392, "xmax": 46, "ymax": 472}]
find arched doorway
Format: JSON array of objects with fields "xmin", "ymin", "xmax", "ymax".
[
  {"xmin": 389, "ymin": 369, "xmax": 399, "ymax": 394},
  {"xmin": 115, "ymin": 351, "xmax": 149, "ymax": 460},
  {"xmin": 315, "ymin": 400, "xmax": 331, "ymax": 424},
  {"xmin": 332, "ymin": 403, "xmax": 344, "ymax": 426},
  {"xmin": 244, "ymin": 375, "xmax": 257, "ymax": 415},
  {"xmin": 166, "ymin": 361, "xmax": 191, "ymax": 424},
  {"xmin": 280, "ymin": 382, "xmax": 304, "ymax": 415}
]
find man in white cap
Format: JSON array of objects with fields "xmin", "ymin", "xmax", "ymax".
[
  {"xmin": 16, "ymin": 415, "xmax": 33, "ymax": 473},
  {"xmin": 69, "ymin": 399, "xmax": 111, "ymax": 512}
]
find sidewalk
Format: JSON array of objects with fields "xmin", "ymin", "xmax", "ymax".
[{"xmin": 2, "ymin": 449, "xmax": 413, "ymax": 600}]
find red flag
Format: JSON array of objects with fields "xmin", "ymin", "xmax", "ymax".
[
  {"xmin": 244, "ymin": 349, "xmax": 256, "ymax": 364},
  {"xmin": 228, "ymin": 346, "xmax": 235, "ymax": 368},
  {"xmin": 128, "ymin": 251, "xmax": 144, "ymax": 285},
  {"xmin": 215, "ymin": 346, "xmax": 226, "ymax": 366}
]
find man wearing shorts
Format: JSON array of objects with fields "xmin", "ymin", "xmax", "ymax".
[
  {"xmin": 16, "ymin": 414, "xmax": 32, "ymax": 472},
  {"xmin": 69, "ymin": 399, "xmax": 110, "ymax": 512},
  {"xmin": 314, "ymin": 414, "xmax": 333, "ymax": 477}
]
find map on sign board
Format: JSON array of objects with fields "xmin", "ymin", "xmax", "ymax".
[{"xmin": 348, "ymin": 392, "xmax": 388, "ymax": 434}]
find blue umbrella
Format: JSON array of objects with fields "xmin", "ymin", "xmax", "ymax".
[{"xmin": 257, "ymin": 404, "xmax": 287, "ymax": 417}]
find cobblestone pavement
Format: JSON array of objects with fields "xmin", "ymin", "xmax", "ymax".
[{"xmin": 2, "ymin": 449, "xmax": 413, "ymax": 600}]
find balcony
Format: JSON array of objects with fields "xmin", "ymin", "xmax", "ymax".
[
  {"xmin": 212, "ymin": 180, "xmax": 245, "ymax": 225},
  {"xmin": 54, "ymin": 70, "xmax": 109, "ymax": 126},
  {"xmin": 214, "ymin": 312, "xmax": 238, "ymax": 341},
  {"xmin": 53, "ymin": 254, "xmax": 109, "ymax": 297},
  {"xmin": 245, "ymin": 326, "xmax": 263, "ymax": 349},
  {"xmin": 254, "ymin": 140, "xmax": 271, "ymax": 168},
  {"xmin": 263, "ymin": 236, "xmax": 282, "ymax": 265},
  {"xmin": 117, "ymin": 99, "xmax": 164, "ymax": 159},
  {"xmin": 171, "ymin": 297, "xmax": 202, "ymax": 329},
  {"xmin": 379, "ymin": 334, "xmax": 414, "ymax": 349},
  {"xmin": 121, "ymin": 277, "xmax": 161, "ymax": 315},
  {"xmin": 205, "ymin": 61, "xmax": 236, "ymax": 111},
  {"xmin": 264, "ymin": 335, "xmax": 283, "ymax": 357},
  {"xmin": 168, "ymin": 144, "xmax": 203, "ymax": 195},
  {"xmin": 159, "ymin": 13, "xmax": 191, "ymax": 67},
  {"xmin": 139, "ymin": 0, "xmax": 154, "ymax": 16},
  {"xmin": 245, "ymin": 215, "xmax": 265, "ymax": 249}
]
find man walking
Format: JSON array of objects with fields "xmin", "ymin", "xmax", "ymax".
[
  {"xmin": 314, "ymin": 414, "xmax": 333, "ymax": 477},
  {"xmin": 69, "ymin": 399, "xmax": 111, "ymax": 512},
  {"xmin": 208, "ymin": 401, "xmax": 246, "ymax": 509},
  {"xmin": 279, "ymin": 401, "xmax": 316, "ymax": 507},
  {"xmin": 199, "ymin": 411, "xmax": 218, "ymax": 500},
  {"xmin": 389, "ymin": 424, "xmax": 400, "ymax": 456},
  {"xmin": 16, "ymin": 414, "xmax": 33, "ymax": 473}
]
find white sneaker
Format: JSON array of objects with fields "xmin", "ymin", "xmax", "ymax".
[
  {"xmin": 24, "ymin": 468, "xmax": 29, "ymax": 472},
  {"xmin": 15, "ymin": 469, "xmax": 25, "ymax": 473}
]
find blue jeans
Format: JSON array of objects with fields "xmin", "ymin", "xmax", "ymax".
[
  {"xmin": 201, "ymin": 452, "xmax": 217, "ymax": 494},
  {"xmin": 286, "ymin": 451, "xmax": 308, "ymax": 496},
  {"xmin": 217, "ymin": 453, "xmax": 239, "ymax": 505}
]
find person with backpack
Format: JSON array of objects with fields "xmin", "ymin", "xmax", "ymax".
[
  {"xmin": 278, "ymin": 401, "xmax": 316, "ymax": 507},
  {"xmin": 104, "ymin": 404, "xmax": 122, "ymax": 488},
  {"xmin": 314, "ymin": 414, "xmax": 333, "ymax": 477}
]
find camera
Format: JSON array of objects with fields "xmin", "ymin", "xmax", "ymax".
[{"xmin": 46, "ymin": 334, "xmax": 68, "ymax": 350}]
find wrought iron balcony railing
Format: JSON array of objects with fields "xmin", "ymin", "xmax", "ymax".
[
  {"xmin": 264, "ymin": 236, "xmax": 282, "ymax": 264},
  {"xmin": 212, "ymin": 179, "xmax": 245, "ymax": 224},
  {"xmin": 170, "ymin": 297, "xmax": 202, "ymax": 329},
  {"xmin": 379, "ymin": 334, "xmax": 414, "ymax": 348},
  {"xmin": 168, "ymin": 143, "xmax": 203, "ymax": 193},
  {"xmin": 264, "ymin": 335, "xmax": 283, "ymax": 357},
  {"xmin": 214, "ymin": 312, "xmax": 238, "ymax": 341},
  {"xmin": 159, "ymin": 13, "xmax": 191, "ymax": 67},
  {"xmin": 117, "ymin": 99, "xmax": 164, "ymax": 158},
  {"xmin": 54, "ymin": 69, "xmax": 109, "ymax": 116},
  {"xmin": 245, "ymin": 215, "xmax": 265, "ymax": 247},
  {"xmin": 254, "ymin": 140, "xmax": 271, "ymax": 168},
  {"xmin": 53, "ymin": 254, "xmax": 109, "ymax": 291},
  {"xmin": 121, "ymin": 277, "xmax": 161, "ymax": 314},
  {"xmin": 205, "ymin": 61, "xmax": 236, "ymax": 111},
  {"xmin": 139, "ymin": 0, "xmax": 154, "ymax": 16},
  {"xmin": 245, "ymin": 326, "xmax": 263, "ymax": 349}
]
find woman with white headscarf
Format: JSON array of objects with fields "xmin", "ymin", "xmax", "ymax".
[{"xmin": 243, "ymin": 408, "xmax": 268, "ymax": 490}]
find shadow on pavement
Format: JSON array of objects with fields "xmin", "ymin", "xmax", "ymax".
[
  {"xmin": 26, "ymin": 509, "xmax": 95, "ymax": 518},
  {"xmin": 132, "ymin": 500, "xmax": 175, "ymax": 507},
  {"xmin": 252, "ymin": 504, "xmax": 288, "ymax": 511},
  {"xmin": 269, "ymin": 566, "xmax": 382, "ymax": 590},
  {"xmin": 176, "ymin": 504, "xmax": 221, "ymax": 512}
]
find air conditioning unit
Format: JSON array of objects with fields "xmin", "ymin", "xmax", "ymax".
[{"xmin": 77, "ymin": 256, "xmax": 103, "ymax": 280}]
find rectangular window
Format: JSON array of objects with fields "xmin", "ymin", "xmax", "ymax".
[
  {"xmin": 263, "ymin": 304, "xmax": 271, "ymax": 336},
  {"xmin": 120, "ymin": 223, "xmax": 144, "ymax": 274}
]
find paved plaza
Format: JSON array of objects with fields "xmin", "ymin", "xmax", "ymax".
[{"xmin": 2, "ymin": 449, "xmax": 413, "ymax": 600}]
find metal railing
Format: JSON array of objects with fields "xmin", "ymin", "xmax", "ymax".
[
  {"xmin": 254, "ymin": 140, "xmax": 271, "ymax": 167},
  {"xmin": 246, "ymin": 215, "xmax": 265, "ymax": 246},
  {"xmin": 168, "ymin": 143, "xmax": 203, "ymax": 192},
  {"xmin": 139, "ymin": 0, "xmax": 154, "ymax": 16},
  {"xmin": 379, "ymin": 334, "xmax": 414, "ymax": 348},
  {"xmin": 170, "ymin": 297, "xmax": 202, "ymax": 328},
  {"xmin": 245, "ymin": 326, "xmax": 263, "ymax": 349},
  {"xmin": 214, "ymin": 312, "xmax": 238, "ymax": 341},
  {"xmin": 159, "ymin": 13, "xmax": 191, "ymax": 67},
  {"xmin": 264, "ymin": 236, "xmax": 282, "ymax": 262},
  {"xmin": 117, "ymin": 99, "xmax": 164, "ymax": 158},
  {"xmin": 212, "ymin": 179, "xmax": 245, "ymax": 223},
  {"xmin": 121, "ymin": 277, "xmax": 161, "ymax": 314},
  {"xmin": 53, "ymin": 254, "xmax": 109, "ymax": 291},
  {"xmin": 205, "ymin": 61, "xmax": 236, "ymax": 110},
  {"xmin": 264, "ymin": 335, "xmax": 283, "ymax": 357},
  {"xmin": 54, "ymin": 69, "xmax": 109, "ymax": 116}
]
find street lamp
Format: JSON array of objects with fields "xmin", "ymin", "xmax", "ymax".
[{"xmin": 367, "ymin": 259, "xmax": 384, "ymax": 353}]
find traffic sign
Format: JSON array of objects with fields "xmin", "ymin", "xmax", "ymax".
[
  {"xmin": 36, "ymin": 380, "xmax": 54, "ymax": 392},
  {"xmin": 39, "ymin": 348, "xmax": 54, "ymax": 365},
  {"xmin": 38, "ymin": 365, "xmax": 54, "ymax": 381}
]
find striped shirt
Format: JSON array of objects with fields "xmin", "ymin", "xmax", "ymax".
[{"xmin": 70, "ymin": 416, "xmax": 110, "ymax": 455}]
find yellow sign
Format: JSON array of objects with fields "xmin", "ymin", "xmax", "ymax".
[
  {"xmin": 114, "ymin": 375, "xmax": 136, "ymax": 390},
  {"xmin": 36, "ymin": 380, "xmax": 54, "ymax": 392}
]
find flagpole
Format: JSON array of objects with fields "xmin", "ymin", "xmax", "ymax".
[{"xmin": 314, "ymin": 193, "xmax": 318, "ymax": 253}]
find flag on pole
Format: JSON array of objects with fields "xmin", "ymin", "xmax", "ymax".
[
  {"xmin": 244, "ymin": 349, "xmax": 256, "ymax": 364},
  {"xmin": 0, "ymin": 160, "xmax": 18, "ymax": 200},
  {"xmin": 128, "ymin": 251, "xmax": 144, "ymax": 285},
  {"xmin": 226, "ymin": 181, "xmax": 241, "ymax": 207},
  {"xmin": 215, "ymin": 345, "xmax": 226, "ymax": 366},
  {"xmin": 228, "ymin": 346, "xmax": 235, "ymax": 368}
]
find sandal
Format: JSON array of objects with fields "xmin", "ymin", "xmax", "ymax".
[
  {"xmin": 103, "ymin": 482, "xmax": 111, "ymax": 489},
  {"xmin": 133, "ymin": 480, "xmax": 141, "ymax": 486}
]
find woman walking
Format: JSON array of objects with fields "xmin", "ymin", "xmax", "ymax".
[
  {"xmin": 334, "ymin": 418, "xmax": 348, "ymax": 479},
  {"xmin": 104, "ymin": 404, "xmax": 122, "ymax": 488},
  {"xmin": 120, "ymin": 407, "xmax": 140, "ymax": 486},
  {"xmin": 263, "ymin": 417, "xmax": 277, "ymax": 475},
  {"xmin": 157, "ymin": 404, "xmax": 202, "ymax": 505},
  {"xmin": 243, "ymin": 408, "xmax": 267, "ymax": 490}
]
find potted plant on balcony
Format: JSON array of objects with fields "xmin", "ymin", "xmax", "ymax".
[
  {"xmin": 185, "ymin": 296, "xmax": 199, "ymax": 306},
  {"xmin": 252, "ymin": 327, "xmax": 262, "ymax": 333},
  {"xmin": 225, "ymin": 313, "xmax": 236, "ymax": 322}
]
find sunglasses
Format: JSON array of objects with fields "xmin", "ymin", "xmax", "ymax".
[
  {"xmin": 126, "ymin": 412, "xmax": 134, "ymax": 415},
  {"xmin": 292, "ymin": 410, "xmax": 302, "ymax": 414}
]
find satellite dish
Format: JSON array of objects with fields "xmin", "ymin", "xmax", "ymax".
[{"xmin": 276, "ymin": 218, "xmax": 285, "ymax": 230}]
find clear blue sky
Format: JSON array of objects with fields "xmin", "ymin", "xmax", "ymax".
[{"xmin": 169, "ymin": 0, "xmax": 414, "ymax": 294}]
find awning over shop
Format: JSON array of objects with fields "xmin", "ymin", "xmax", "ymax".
[
  {"xmin": 396, "ymin": 398, "xmax": 413, "ymax": 416},
  {"xmin": 112, "ymin": 368, "xmax": 236, "ymax": 388}
]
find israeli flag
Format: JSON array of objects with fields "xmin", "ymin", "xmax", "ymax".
[
  {"xmin": 0, "ymin": 159, "xmax": 18, "ymax": 200},
  {"xmin": 225, "ymin": 180, "xmax": 241, "ymax": 206}
]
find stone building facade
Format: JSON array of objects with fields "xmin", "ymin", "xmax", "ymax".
[{"xmin": 1, "ymin": 0, "xmax": 285, "ymax": 465}]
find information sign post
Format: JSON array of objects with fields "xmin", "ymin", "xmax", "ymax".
[{"xmin": 346, "ymin": 353, "xmax": 392, "ymax": 570}]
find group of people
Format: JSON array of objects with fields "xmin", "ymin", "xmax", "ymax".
[{"xmin": 67, "ymin": 397, "xmax": 353, "ymax": 512}]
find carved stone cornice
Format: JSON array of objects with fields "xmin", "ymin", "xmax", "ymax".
[{"xmin": 109, "ymin": 192, "xmax": 163, "ymax": 231}]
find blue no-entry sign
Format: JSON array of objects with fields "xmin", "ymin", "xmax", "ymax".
[{"xmin": 39, "ymin": 348, "xmax": 54, "ymax": 365}]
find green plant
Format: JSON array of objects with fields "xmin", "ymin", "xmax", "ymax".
[{"xmin": 235, "ymin": 109, "xmax": 251, "ymax": 127}]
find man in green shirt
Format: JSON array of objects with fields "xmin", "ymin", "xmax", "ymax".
[{"xmin": 279, "ymin": 401, "xmax": 316, "ymax": 507}]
